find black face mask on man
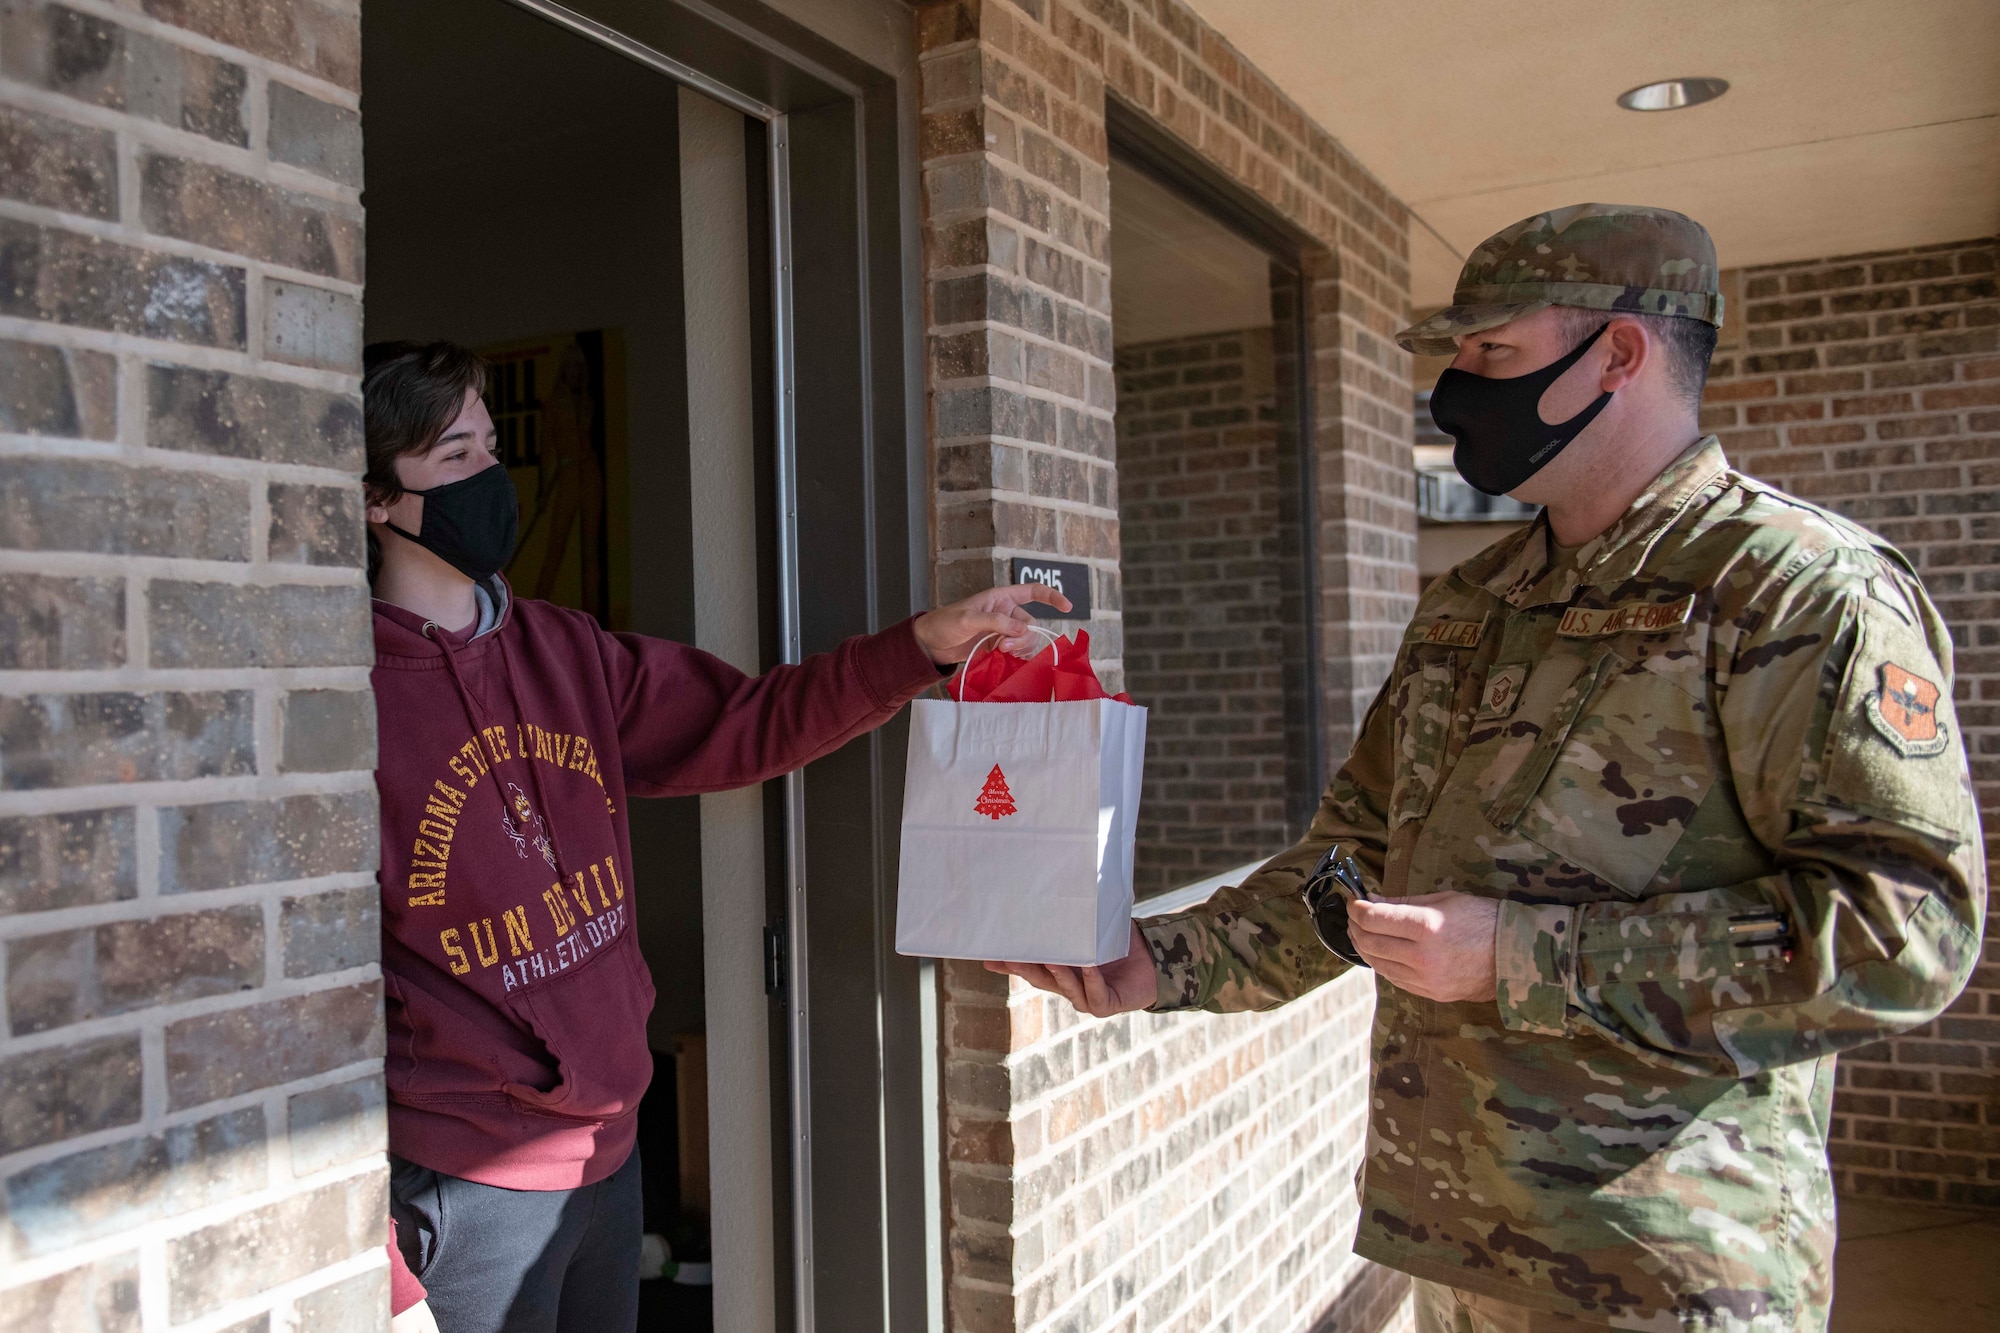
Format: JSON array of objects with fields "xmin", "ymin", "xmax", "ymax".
[
  {"xmin": 1428, "ymin": 322, "xmax": 1613, "ymax": 496},
  {"xmin": 384, "ymin": 462, "xmax": 520, "ymax": 582}
]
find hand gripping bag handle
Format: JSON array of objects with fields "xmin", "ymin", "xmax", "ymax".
[
  {"xmin": 956, "ymin": 625, "xmax": 1062, "ymax": 703},
  {"xmin": 952, "ymin": 626, "xmax": 1062, "ymax": 764}
]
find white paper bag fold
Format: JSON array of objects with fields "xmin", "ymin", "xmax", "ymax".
[{"xmin": 896, "ymin": 696, "xmax": 1147, "ymax": 966}]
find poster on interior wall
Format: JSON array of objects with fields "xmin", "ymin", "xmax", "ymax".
[{"xmin": 476, "ymin": 329, "xmax": 631, "ymax": 630}]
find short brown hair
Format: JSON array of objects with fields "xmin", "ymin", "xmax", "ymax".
[
  {"xmin": 1551, "ymin": 307, "xmax": 1716, "ymax": 409},
  {"xmin": 361, "ymin": 340, "xmax": 488, "ymax": 506}
]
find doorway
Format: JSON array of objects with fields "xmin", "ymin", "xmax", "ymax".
[
  {"xmin": 363, "ymin": 3, "xmax": 769, "ymax": 1325},
  {"xmin": 1107, "ymin": 131, "xmax": 1325, "ymax": 908},
  {"xmin": 360, "ymin": 1, "xmax": 936, "ymax": 1327}
]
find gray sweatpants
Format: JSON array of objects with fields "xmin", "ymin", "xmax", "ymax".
[{"xmin": 389, "ymin": 1149, "xmax": 643, "ymax": 1333}]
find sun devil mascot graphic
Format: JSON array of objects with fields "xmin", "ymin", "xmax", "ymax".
[{"xmin": 501, "ymin": 781, "xmax": 559, "ymax": 869}]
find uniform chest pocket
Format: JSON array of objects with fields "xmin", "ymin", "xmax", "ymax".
[
  {"xmin": 1389, "ymin": 645, "xmax": 1460, "ymax": 828},
  {"xmin": 1482, "ymin": 647, "xmax": 1718, "ymax": 896}
]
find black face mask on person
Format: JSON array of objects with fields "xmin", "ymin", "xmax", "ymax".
[
  {"xmin": 384, "ymin": 462, "xmax": 520, "ymax": 582},
  {"xmin": 1429, "ymin": 322, "xmax": 1613, "ymax": 497}
]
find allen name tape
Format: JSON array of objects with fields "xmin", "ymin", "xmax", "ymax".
[
  {"xmin": 1416, "ymin": 615, "xmax": 1488, "ymax": 648},
  {"xmin": 1557, "ymin": 594, "xmax": 1696, "ymax": 638}
]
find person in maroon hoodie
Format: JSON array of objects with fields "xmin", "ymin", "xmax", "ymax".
[{"xmin": 363, "ymin": 342, "xmax": 1064, "ymax": 1333}]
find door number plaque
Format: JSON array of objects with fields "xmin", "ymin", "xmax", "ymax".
[{"xmin": 1010, "ymin": 558, "xmax": 1091, "ymax": 620}]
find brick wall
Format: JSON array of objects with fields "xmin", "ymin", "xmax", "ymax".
[
  {"xmin": 942, "ymin": 966, "xmax": 1410, "ymax": 1333},
  {"xmin": 1118, "ymin": 326, "xmax": 1308, "ymax": 899},
  {"xmin": 1702, "ymin": 237, "xmax": 2000, "ymax": 1207},
  {"xmin": 0, "ymin": 1, "xmax": 386, "ymax": 1327},
  {"xmin": 915, "ymin": 1, "xmax": 1417, "ymax": 1328}
]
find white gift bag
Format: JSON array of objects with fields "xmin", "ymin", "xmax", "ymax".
[{"xmin": 895, "ymin": 635, "xmax": 1147, "ymax": 966}]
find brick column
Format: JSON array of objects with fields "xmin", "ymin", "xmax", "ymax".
[
  {"xmin": 1302, "ymin": 251, "xmax": 1420, "ymax": 762},
  {"xmin": 1703, "ymin": 237, "xmax": 2000, "ymax": 1209},
  {"xmin": 920, "ymin": 0, "xmax": 1124, "ymax": 681},
  {"xmin": 0, "ymin": 2, "xmax": 386, "ymax": 1327},
  {"xmin": 915, "ymin": 3, "xmax": 1417, "ymax": 1330}
]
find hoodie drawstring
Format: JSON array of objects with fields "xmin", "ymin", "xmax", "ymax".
[
  {"xmin": 424, "ymin": 622, "xmax": 577, "ymax": 889},
  {"xmin": 494, "ymin": 629, "xmax": 581, "ymax": 880}
]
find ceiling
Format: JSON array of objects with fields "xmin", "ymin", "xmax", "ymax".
[
  {"xmin": 361, "ymin": 0, "xmax": 690, "ymax": 193},
  {"xmin": 1110, "ymin": 159, "xmax": 1275, "ymax": 344},
  {"xmin": 1182, "ymin": 0, "xmax": 2000, "ymax": 308}
]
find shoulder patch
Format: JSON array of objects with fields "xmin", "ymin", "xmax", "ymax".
[{"xmin": 1867, "ymin": 661, "xmax": 1948, "ymax": 757}]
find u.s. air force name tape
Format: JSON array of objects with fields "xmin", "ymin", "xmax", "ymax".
[{"xmin": 1557, "ymin": 594, "xmax": 1696, "ymax": 638}]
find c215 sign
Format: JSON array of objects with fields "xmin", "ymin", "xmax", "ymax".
[{"xmin": 1010, "ymin": 558, "xmax": 1091, "ymax": 620}]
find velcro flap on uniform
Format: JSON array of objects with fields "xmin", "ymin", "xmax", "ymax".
[{"xmin": 1557, "ymin": 594, "xmax": 1695, "ymax": 638}]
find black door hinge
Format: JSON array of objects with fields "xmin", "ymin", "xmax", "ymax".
[{"xmin": 764, "ymin": 922, "xmax": 787, "ymax": 997}]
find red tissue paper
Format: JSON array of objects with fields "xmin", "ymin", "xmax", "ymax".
[{"xmin": 948, "ymin": 630, "xmax": 1135, "ymax": 705}]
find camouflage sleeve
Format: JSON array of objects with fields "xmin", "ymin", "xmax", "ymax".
[
  {"xmin": 1495, "ymin": 552, "xmax": 1986, "ymax": 1076},
  {"xmin": 1137, "ymin": 669, "xmax": 1398, "ymax": 1012}
]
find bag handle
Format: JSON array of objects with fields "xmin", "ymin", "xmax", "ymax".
[
  {"xmin": 954, "ymin": 626, "xmax": 1062, "ymax": 704},
  {"xmin": 949, "ymin": 626, "xmax": 1065, "ymax": 767}
]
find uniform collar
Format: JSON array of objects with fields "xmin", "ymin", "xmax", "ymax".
[{"xmin": 1466, "ymin": 436, "xmax": 1729, "ymax": 609}]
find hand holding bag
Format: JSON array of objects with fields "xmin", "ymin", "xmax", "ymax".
[{"xmin": 895, "ymin": 630, "xmax": 1147, "ymax": 966}]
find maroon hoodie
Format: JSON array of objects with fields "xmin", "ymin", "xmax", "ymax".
[{"xmin": 371, "ymin": 580, "xmax": 940, "ymax": 1198}]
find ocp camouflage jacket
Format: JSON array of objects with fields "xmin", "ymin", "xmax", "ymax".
[{"xmin": 1138, "ymin": 438, "xmax": 1985, "ymax": 1331}]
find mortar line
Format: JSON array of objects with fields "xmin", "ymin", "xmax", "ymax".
[
  {"xmin": 0, "ymin": 196, "xmax": 362, "ymax": 294},
  {"xmin": 0, "ymin": 872, "xmax": 378, "ymax": 943},
  {"xmin": 0, "ymin": 319, "xmax": 358, "ymax": 391},
  {"xmin": 0, "ymin": 772, "xmax": 375, "ymax": 818},
  {"xmin": 0, "ymin": 665, "xmax": 371, "ymax": 693},
  {"xmin": 0, "ymin": 1055, "xmax": 383, "ymax": 1182},
  {"xmin": 0, "ymin": 79, "xmax": 362, "ymax": 208},
  {"xmin": 0, "ymin": 440, "xmax": 362, "ymax": 492}
]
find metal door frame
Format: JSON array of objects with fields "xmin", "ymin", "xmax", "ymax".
[{"xmin": 486, "ymin": 4, "xmax": 934, "ymax": 1327}]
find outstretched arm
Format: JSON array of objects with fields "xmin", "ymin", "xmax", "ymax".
[{"xmin": 608, "ymin": 583, "xmax": 1069, "ymax": 796}]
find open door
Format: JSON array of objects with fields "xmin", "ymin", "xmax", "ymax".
[{"xmin": 361, "ymin": 1, "xmax": 937, "ymax": 1327}]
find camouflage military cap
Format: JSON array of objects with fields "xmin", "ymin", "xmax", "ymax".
[{"xmin": 1395, "ymin": 202, "xmax": 1723, "ymax": 356}]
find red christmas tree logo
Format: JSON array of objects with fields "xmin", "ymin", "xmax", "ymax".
[{"xmin": 973, "ymin": 765, "xmax": 1017, "ymax": 820}]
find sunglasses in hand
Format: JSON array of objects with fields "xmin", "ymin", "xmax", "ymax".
[{"xmin": 1301, "ymin": 845, "xmax": 1372, "ymax": 968}]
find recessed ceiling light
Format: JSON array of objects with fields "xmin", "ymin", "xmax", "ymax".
[{"xmin": 1617, "ymin": 77, "xmax": 1729, "ymax": 112}]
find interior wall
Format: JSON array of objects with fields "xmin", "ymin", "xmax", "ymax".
[{"xmin": 359, "ymin": 0, "xmax": 707, "ymax": 1044}]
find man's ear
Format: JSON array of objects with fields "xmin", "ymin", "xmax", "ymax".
[
  {"xmin": 1599, "ymin": 317, "xmax": 1650, "ymax": 392},
  {"xmin": 364, "ymin": 485, "xmax": 396, "ymax": 527}
]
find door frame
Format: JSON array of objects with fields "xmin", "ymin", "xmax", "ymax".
[{"xmin": 482, "ymin": 3, "xmax": 936, "ymax": 1327}]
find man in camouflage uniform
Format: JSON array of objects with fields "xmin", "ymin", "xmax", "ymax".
[{"xmin": 989, "ymin": 204, "xmax": 1985, "ymax": 1332}]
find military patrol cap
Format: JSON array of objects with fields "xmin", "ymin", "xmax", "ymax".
[{"xmin": 1396, "ymin": 202, "xmax": 1723, "ymax": 356}]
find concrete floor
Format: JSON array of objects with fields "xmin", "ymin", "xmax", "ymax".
[{"xmin": 1832, "ymin": 1198, "xmax": 2000, "ymax": 1332}]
